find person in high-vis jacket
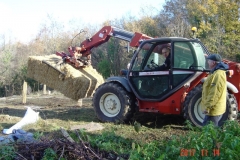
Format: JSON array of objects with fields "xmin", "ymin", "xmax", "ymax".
[{"xmin": 201, "ymin": 54, "xmax": 229, "ymax": 127}]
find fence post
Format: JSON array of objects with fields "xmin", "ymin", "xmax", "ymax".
[
  {"xmin": 22, "ymin": 81, "xmax": 27, "ymax": 104},
  {"xmin": 43, "ymin": 84, "xmax": 47, "ymax": 95},
  {"xmin": 78, "ymin": 99, "xmax": 82, "ymax": 107}
]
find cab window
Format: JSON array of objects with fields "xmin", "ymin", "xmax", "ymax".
[{"xmin": 173, "ymin": 42, "xmax": 194, "ymax": 69}]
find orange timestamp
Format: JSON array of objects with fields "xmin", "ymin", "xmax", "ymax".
[{"xmin": 180, "ymin": 148, "xmax": 220, "ymax": 157}]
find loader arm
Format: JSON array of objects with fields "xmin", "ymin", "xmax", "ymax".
[{"xmin": 56, "ymin": 26, "xmax": 152, "ymax": 67}]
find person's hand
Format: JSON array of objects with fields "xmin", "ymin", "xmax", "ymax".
[{"xmin": 202, "ymin": 110, "xmax": 209, "ymax": 114}]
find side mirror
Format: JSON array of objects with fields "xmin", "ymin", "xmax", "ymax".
[{"xmin": 120, "ymin": 69, "xmax": 128, "ymax": 76}]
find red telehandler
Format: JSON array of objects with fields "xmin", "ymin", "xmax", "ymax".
[{"xmin": 56, "ymin": 26, "xmax": 239, "ymax": 127}]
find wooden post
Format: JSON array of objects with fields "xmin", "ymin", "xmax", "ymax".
[
  {"xmin": 43, "ymin": 84, "xmax": 47, "ymax": 94},
  {"xmin": 78, "ymin": 99, "xmax": 82, "ymax": 107},
  {"xmin": 22, "ymin": 81, "xmax": 27, "ymax": 104},
  {"xmin": 38, "ymin": 81, "xmax": 39, "ymax": 92},
  {"xmin": 4, "ymin": 86, "xmax": 7, "ymax": 97}
]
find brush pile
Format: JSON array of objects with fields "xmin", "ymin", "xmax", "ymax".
[{"xmin": 13, "ymin": 129, "xmax": 128, "ymax": 160}]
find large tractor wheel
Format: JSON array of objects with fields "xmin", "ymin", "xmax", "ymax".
[
  {"xmin": 183, "ymin": 85, "xmax": 238, "ymax": 127},
  {"xmin": 92, "ymin": 82, "xmax": 135, "ymax": 123}
]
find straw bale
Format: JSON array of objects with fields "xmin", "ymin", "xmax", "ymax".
[{"xmin": 27, "ymin": 54, "xmax": 104, "ymax": 100}]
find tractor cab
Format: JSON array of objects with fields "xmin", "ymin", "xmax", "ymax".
[{"xmin": 128, "ymin": 38, "xmax": 208, "ymax": 101}]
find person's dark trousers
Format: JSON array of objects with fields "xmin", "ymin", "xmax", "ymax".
[{"xmin": 202, "ymin": 115, "xmax": 223, "ymax": 127}]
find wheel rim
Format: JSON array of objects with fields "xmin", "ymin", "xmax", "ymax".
[
  {"xmin": 99, "ymin": 92, "xmax": 121, "ymax": 117},
  {"xmin": 193, "ymin": 98, "xmax": 205, "ymax": 123}
]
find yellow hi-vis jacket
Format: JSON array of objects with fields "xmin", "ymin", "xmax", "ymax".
[{"xmin": 201, "ymin": 69, "xmax": 227, "ymax": 116}]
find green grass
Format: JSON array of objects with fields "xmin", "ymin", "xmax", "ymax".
[
  {"xmin": 1, "ymin": 118, "xmax": 240, "ymax": 159},
  {"xmin": 87, "ymin": 120, "xmax": 240, "ymax": 160}
]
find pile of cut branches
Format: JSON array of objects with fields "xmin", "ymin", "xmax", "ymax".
[{"xmin": 13, "ymin": 129, "xmax": 127, "ymax": 160}]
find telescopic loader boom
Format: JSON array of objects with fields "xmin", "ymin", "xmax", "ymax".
[{"xmin": 56, "ymin": 26, "xmax": 152, "ymax": 68}]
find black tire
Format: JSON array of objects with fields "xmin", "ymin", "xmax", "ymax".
[
  {"xmin": 92, "ymin": 82, "xmax": 135, "ymax": 123},
  {"xmin": 183, "ymin": 85, "xmax": 238, "ymax": 127}
]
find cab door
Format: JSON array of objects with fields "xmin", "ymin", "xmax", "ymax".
[
  {"xmin": 171, "ymin": 41, "xmax": 207, "ymax": 90},
  {"xmin": 128, "ymin": 41, "xmax": 171, "ymax": 101}
]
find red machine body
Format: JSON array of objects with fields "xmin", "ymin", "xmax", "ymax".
[
  {"xmin": 56, "ymin": 26, "xmax": 239, "ymax": 127},
  {"xmin": 224, "ymin": 59, "xmax": 240, "ymax": 109}
]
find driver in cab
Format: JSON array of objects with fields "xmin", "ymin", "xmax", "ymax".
[{"xmin": 153, "ymin": 45, "xmax": 171, "ymax": 71}]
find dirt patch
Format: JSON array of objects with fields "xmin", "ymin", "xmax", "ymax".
[
  {"xmin": 0, "ymin": 93, "xmax": 189, "ymax": 140},
  {"xmin": 70, "ymin": 122, "xmax": 104, "ymax": 132}
]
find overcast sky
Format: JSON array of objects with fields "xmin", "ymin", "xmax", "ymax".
[{"xmin": 0, "ymin": 0, "xmax": 165, "ymax": 43}]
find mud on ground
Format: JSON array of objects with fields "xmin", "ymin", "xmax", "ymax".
[{"xmin": 0, "ymin": 92, "xmax": 187, "ymax": 135}]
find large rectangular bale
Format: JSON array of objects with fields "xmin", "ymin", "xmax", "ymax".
[{"xmin": 27, "ymin": 54, "xmax": 104, "ymax": 100}]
